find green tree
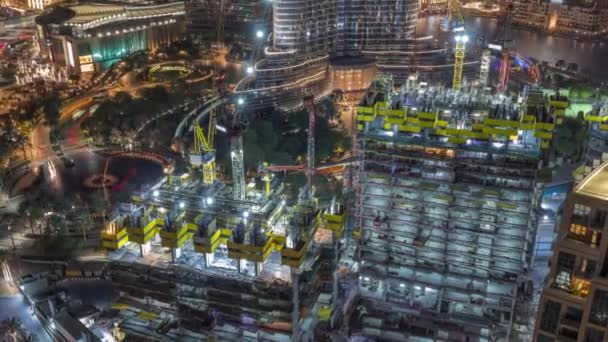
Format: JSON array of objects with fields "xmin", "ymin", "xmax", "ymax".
[
  {"xmin": 554, "ymin": 117, "xmax": 587, "ymax": 159},
  {"xmin": 42, "ymin": 94, "xmax": 61, "ymax": 127}
]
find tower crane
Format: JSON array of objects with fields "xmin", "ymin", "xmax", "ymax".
[
  {"xmin": 230, "ymin": 112, "xmax": 246, "ymax": 201},
  {"xmin": 498, "ymin": 3, "xmax": 514, "ymax": 93},
  {"xmin": 191, "ymin": 112, "xmax": 216, "ymax": 185},
  {"xmin": 260, "ymin": 96, "xmax": 318, "ymax": 198},
  {"xmin": 189, "ymin": 74, "xmax": 227, "ymax": 185},
  {"xmin": 448, "ymin": 0, "xmax": 468, "ymax": 90}
]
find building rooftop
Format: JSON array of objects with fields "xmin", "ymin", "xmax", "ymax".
[
  {"xmin": 36, "ymin": 1, "xmax": 184, "ymax": 30},
  {"xmin": 575, "ymin": 161, "xmax": 608, "ymax": 200}
]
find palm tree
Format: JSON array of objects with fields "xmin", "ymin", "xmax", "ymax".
[{"xmin": 1, "ymin": 317, "xmax": 24, "ymax": 340}]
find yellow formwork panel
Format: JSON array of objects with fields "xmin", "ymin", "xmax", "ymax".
[
  {"xmin": 472, "ymin": 123, "xmax": 485, "ymax": 131},
  {"xmin": 448, "ymin": 136, "xmax": 467, "ymax": 144},
  {"xmin": 193, "ymin": 228, "xmax": 232, "ymax": 254},
  {"xmin": 483, "ymin": 127, "xmax": 518, "ymax": 137},
  {"xmin": 374, "ymin": 102, "xmax": 388, "ymax": 112},
  {"xmin": 405, "ymin": 117, "xmax": 420, "ymax": 124},
  {"xmin": 385, "ymin": 117, "xmax": 404, "ymax": 125},
  {"xmin": 357, "ymin": 114, "xmax": 375, "ymax": 122},
  {"xmin": 520, "ymin": 123, "xmax": 535, "ymax": 130},
  {"xmin": 484, "ymin": 118, "xmax": 520, "ymax": 128},
  {"xmin": 436, "ymin": 120, "xmax": 448, "ymax": 128},
  {"xmin": 383, "ymin": 123, "xmax": 392, "ymax": 130},
  {"xmin": 586, "ymin": 115, "xmax": 606, "ymax": 123},
  {"xmin": 418, "ymin": 121, "xmax": 436, "ymax": 128},
  {"xmin": 535, "ymin": 122, "xmax": 555, "ymax": 130},
  {"xmin": 399, "ymin": 124, "xmax": 421, "ymax": 133},
  {"xmin": 418, "ymin": 112, "xmax": 438, "ymax": 120},
  {"xmin": 318, "ymin": 306, "xmax": 332, "ymax": 321},
  {"xmin": 534, "ymin": 131, "xmax": 553, "ymax": 139},
  {"xmin": 497, "ymin": 202, "xmax": 518, "ymax": 210},
  {"xmin": 541, "ymin": 140, "xmax": 551, "ymax": 149},
  {"xmin": 357, "ymin": 106, "xmax": 374, "ymax": 114},
  {"xmin": 357, "ymin": 124, "xmax": 363, "ymax": 131},
  {"xmin": 102, "ymin": 235, "xmax": 128, "ymax": 250},
  {"xmin": 522, "ymin": 115, "xmax": 536, "ymax": 123},
  {"xmin": 386, "ymin": 109, "xmax": 406, "ymax": 116},
  {"xmin": 101, "ymin": 228, "xmax": 127, "ymax": 241},
  {"xmin": 550, "ymin": 100, "xmax": 568, "ymax": 108},
  {"xmin": 128, "ymin": 227, "xmax": 160, "ymax": 245},
  {"xmin": 554, "ymin": 109, "xmax": 565, "ymax": 116},
  {"xmin": 600, "ymin": 124, "xmax": 608, "ymax": 131},
  {"xmin": 160, "ymin": 225, "xmax": 192, "ymax": 248}
]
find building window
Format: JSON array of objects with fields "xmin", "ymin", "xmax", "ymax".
[
  {"xmin": 590, "ymin": 290, "xmax": 608, "ymax": 326},
  {"xmin": 540, "ymin": 300, "xmax": 561, "ymax": 333},
  {"xmin": 554, "ymin": 270, "xmax": 571, "ymax": 290},
  {"xmin": 573, "ymin": 203, "xmax": 591, "ymax": 221},
  {"xmin": 586, "ymin": 328, "xmax": 604, "ymax": 342},
  {"xmin": 564, "ymin": 306, "xmax": 583, "ymax": 324},
  {"xmin": 537, "ymin": 334, "xmax": 554, "ymax": 342},
  {"xmin": 569, "ymin": 223, "xmax": 587, "ymax": 237},
  {"xmin": 557, "ymin": 252, "xmax": 576, "ymax": 270}
]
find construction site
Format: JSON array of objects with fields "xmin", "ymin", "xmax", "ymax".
[
  {"xmin": 98, "ymin": 87, "xmax": 348, "ymax": 341},
  {"xmin": 94, "ymin": 1, "xmax": 558, "ymax": 341}
]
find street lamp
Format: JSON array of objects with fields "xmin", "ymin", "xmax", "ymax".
[{"xmin": 237, "ymin": 98, "xmax": 244, "ymax": 105}]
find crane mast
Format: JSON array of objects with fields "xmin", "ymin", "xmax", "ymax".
[
  {"xmin": 304, "ymin": 95, "xmax": 316, "ymax": 194},
  {"xmin": 498, "ymin": 3, "xmax": 514, "ymax": 93},
  {"xmin": 448, "ymin": 0, "xmax": 467, "ymax": 90}
]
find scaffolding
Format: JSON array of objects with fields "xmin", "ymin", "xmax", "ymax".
[{"xmin": 350, "ymin": 80, "xmax": 554, "ymax": 340}]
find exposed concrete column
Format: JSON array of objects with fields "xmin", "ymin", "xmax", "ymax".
[
  {"xmin": 255, "ymin": 262, "xmax": 262, "ymax": 276},
  {"xmin": 291, "ymin": 269, "xmax": 300, "ymax": 342}
]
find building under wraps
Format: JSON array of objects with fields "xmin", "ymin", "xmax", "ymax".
[
  {"xmin": 100, "ymin": 162, "xmax": 348, "ymax": 341},
  {"xmin": 346, "ymin": 77, "xmax": 573, "ymax": 341}
]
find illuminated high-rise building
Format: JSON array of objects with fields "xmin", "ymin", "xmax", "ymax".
[{"xmin": 236, "ymin": 0, "xmax": 439, "ymax": 112}]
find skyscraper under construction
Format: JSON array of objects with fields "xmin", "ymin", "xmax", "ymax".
[{"xmin": 346, "ymin": 78, "xmax": 555, "ymax": 341}]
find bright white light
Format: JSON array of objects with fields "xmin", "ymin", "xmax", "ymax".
[
  {"xmin": 306, "ymin": 31, "xmax": 310, "ymax": 37},
  {"xmin": 237, "ymin": 98, "xmax": 244, "ymax": 105},
  {"xmin": 246, "ymin": 66, "xmax": 254, "ymax": 74},
  {"xmin": 453, "ymin": 26, "xmax": 465, "ymax": 32},
  {"xmin": 399, "ymin": 283, "xmax": 406, "ymax": 288},
  {"xmin": 543, "ymin": 215, "xmax": 549, "ymax": 220},
  {"xmin": 153, "ymin": 190, "xmax": 159, "ymax": 197},
  {"xmin": 256, "ymin": 30, "xmax": 264, "ymax": 38},
  {"xmin": 159, "ymin": 207, "xmax": 166, "ymax": 214},
  {"xmin": 455, "ymin": 35, "xmax": 462, "ymax": 42},
  {"xmin": 385, "ymin": 131, "xmax": 394, "ymax": 137},
  {"xmin": 179, "ymin": 202, "xmax": 185, "ymax": 209},
  {"xmin": 243, "ymin": 211, "xmax": 250, "ymax": 218},
  {"xmin": 363, "ymin": 277, "xmax": 370, "ymax": 282},
  {"xmin": 206, "ymin": 197, "xmax": 213, "ymax": 205},
  {"xmin": 462, "ymin": 35, "xmax": 470, "ymax": 43},
  {"xmin": 215, "ymin": 124, "xmax": 227, "ymax": 133},
  {"xmin": 414, "ymin": 285, "xmax": 422, "ymax": 291},
  {"xmin": 492, "ymin": 142, "xmax": 505, "ymax": 148}
]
